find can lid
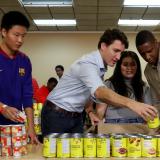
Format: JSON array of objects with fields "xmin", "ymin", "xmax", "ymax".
[
  {"xmin": 143, "ymin": 135, "xmax": 154, "ymax": 139},
  {"xmin": 126, "ymin": 134, "xmax": 140, "ymax": 138},
  {"xmin": 83, "ymin": 133, "xmax": 95, "ymax": 138},
  {"xmin": 71, "ymin": 133, "xmax": 83, "ymax": 138},
  {"xmin": 113, "ymin": 134, "xmax": 126, "ymax": 138},
  {"xmin": 59, "ymin": 133, "xmax": 70, "ymax": 138},
  {"xmin": 97, "ymin": 133, "xmax": 110, "ymax": 138}
]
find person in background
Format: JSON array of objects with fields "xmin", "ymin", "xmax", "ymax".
[
  {"xmin": 41, "ymin": 29, "xmax": 157, "ymax": 136},
  {"xmin": 136, "ymin": 30, "xmax": 160, "ymax": 110},
  {"xmin": 95, "ymin": 51, "xmax": 152, "ymax": 124},
  {"xmin": 32, "ymin": 77, "xmax": 39, "ymax": 102},
  {"xmin": 0, "ymin": 11, "xmax": 38, "ymax": 144},
  {"xmin": 35, "ymin": 77, "xmax": 58, "ymax": 104},
  {"xmin": 55, "ymin": 65, "xmax": 64, "ymax": 79}
]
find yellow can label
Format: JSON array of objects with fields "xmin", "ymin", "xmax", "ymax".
[
  {"xmin": 33, "ymin": 103, "xmax": 37, "ymax": 110},
  {"xmin": 57, "ymin": 138, "xmax": 70, "ymax": 158},
  {"xmin": 37, "ymin": 103, "xmax": 43, "ymax": 111},
  {"xmin": 84, "ymin": 138, "xmax": 96, "ymax": 157},
  {"xmin": 97, "ymin": 138, "xmax": 110, "ymax": 157},
  {"xmin": 127, "ymin": 137, "xmax": 141, "ymax": 157},
  {"xmin": 70, "ymin": 138, "xmax": 83, "ymax": 158},
  {"xmin": 157, "ymin": 137, "xmax": 160, "ymax": 157},
  {"xmin": 112, "ymin": 137, "xmax": 127, "ymax": 157},
  {"xmin": 43, "ymin": 137, "xmax": 56, "ymax": 158},
  {"xmin": 148, "ymin": 116, "xmax": 160, "ymax": 128},
  {"xmin": 142, "ymin": 137, "xmax": 157, "ymax": 157},
  {"xmin": 34, "ymin": 124, "xmax": 41, "ymax": 135}
]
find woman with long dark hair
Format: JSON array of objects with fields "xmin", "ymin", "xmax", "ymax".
[{"xmin": 96, "ymin": 51, "xmax": 152, "ymax": 123}]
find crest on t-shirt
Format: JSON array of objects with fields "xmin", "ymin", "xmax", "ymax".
[{"xmin": 19, "ymin": 68, "xmax": 25, "ymax": 76}]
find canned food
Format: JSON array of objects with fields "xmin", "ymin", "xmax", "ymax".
[
  {"xmin": 34, "ymin": 110, "xmax": 40, "ymax": 125},
  {"xmin": 142, "ymin": 135, "xmax": 157, "ymax": 157},
  {"xmin": 22, "ymin": 135, "xmax": 27, "ymax": 146},
  {"xmin": 1, "ymin": 135, "xmax": 11, "ymax": 146},
  {"xmin": 127, "ymin": 134, "xmax": 142, "ymax": 158},
  {"xmin": 21, "ymin": 125, "xmax": 26, "ymax": 135},
  {"xmin": 13, "ymin": 146, "xmax": 21, "ymax": 157},
  {"xmin": 112, "ymin": 134, "xmax": 127, "ymax": 157},
  {"xmin": 57, "ymin": 133, "xmax": 70, "ymax": 158},
  {"xmin": 12, "ymin": 136, "xmax": 22, "ymax": 147},
  {"xmin": 147, "ymin": 116, "xmax": 160, "ymax": 129},
  {"xmin": 70, "ymin": 133, "xmax": 83, "ymax": 158},
  {"xmin": 11, "ymin": 125, "xmax": 22, "ymax": 137},
  {"xmin": 0, "ymin": 125, "xmax": 11, "ymax": 136},
  {"xmin": 83, "ymin": 133, "xmax": 96, "ymax": 158},
  {"xmin": 1, "ymin": 146, "xmax": 12, "ymax": 156},
  {"xmin": 96, "ymin": 134, "xmax": 110, "ymax": 158},
  {"xmin": 34, "ymin": 124, "xmax": 41, "ymax": 135},
  {"xmin": 16, "ymin": 111, "xmax": 26, "ymax": 123},
  {"xmin": 37, "ymin": 103, "xmax": 43, "ymax": 111},
  {"xmin": 156, "ymin": 135, "xmax": 160, "ymax": 157},
  {"xmin": 20, "ymin": 145, "xmax": 27, "ymax": 155},
  {"xmin": 43, "ymin": 133, "xmax": 58, "ymax": 158},
  {"xmin": 110, "ymin": 133, "xmax": 116, "ymax": 155},
  {"xmin": 33, "ymin": 103, "xmax": 37, "ymax": 110},
  {"xmin": 0, "ymin": 143, "xmax": 1, "ymax": 156}
]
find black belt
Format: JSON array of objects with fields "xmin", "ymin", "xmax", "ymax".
[{"xmin": 45, "ymin": 100, "xmax": 81, "ymax": 117}]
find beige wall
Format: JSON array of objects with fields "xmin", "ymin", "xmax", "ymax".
[{"xmin": 2, "ymin": 32, "xmax": 160, "ymax": 86}]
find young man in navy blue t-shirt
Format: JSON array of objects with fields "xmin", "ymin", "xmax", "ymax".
[{"xmin": 0, "ymin": 11, "xmax": 38, "ymax": 144}]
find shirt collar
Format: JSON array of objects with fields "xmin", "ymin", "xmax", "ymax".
[
  {"xmin": 96, "ymin": 50, "xmax": 107, "ymax": 72},
  {"xmin": 0, "ymin": 47, "xmax": 17, "ymax": 59}
]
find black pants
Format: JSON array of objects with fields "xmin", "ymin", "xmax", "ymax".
[{"xmin": 41, "ymin": 101, "xmax": 83, "ymax": 136}]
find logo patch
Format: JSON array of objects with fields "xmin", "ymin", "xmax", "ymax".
[{"xmin": 19, "ymin": 68, "xmax": 25, "ymax": 76}]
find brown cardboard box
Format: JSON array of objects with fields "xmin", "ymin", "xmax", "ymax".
[{"xmin": 97, "ymin": 121, "xmax": 158, "ymax": 135}]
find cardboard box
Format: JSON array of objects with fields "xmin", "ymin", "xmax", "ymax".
[{"xmin": 97, "ymin": 121, "xmax": 158, "ymax": 135}]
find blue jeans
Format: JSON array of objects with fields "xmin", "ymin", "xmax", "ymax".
[
  {"xmin": 105, "ymin": 117, "xmax": 144, "ymax": 123},
  {"xmin": 41, "ymin": 102, "xmax": 83, "ymax": 136}
]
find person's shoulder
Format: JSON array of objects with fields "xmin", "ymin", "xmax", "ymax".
[
  {"xmin": 17, "ymin": 51, "xmax": 30, "ymax": 60},
  {"xmin": 17, "ymin": 51, "xmax": 31, "ymax": 64}
]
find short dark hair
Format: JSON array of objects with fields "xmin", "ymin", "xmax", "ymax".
[
  {"xmin": 47, "ymin": 77, "xmax": 58, "ymax": 85},
  {"xmin": 98, "ymin": 29, "xmax": 129, "ymax": 49},
  {"xmin": 136, "ymin": 30, "xmax": 156, "ymax": 47},
  {"xmin": 1, "ymin": 11, "xmax": 30, "ymax": 30},
  {"xmin": 55, "ymin": 65, "xmax": 64, "ymax": 71}
]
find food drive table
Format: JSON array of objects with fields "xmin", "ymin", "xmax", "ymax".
[{"xmin": 1, "ymin": 144, "xmax": 160, "ymax": 160}]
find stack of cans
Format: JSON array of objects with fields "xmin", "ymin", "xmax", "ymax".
[
  {"xmin": 42, "ymin": 132, "xmax": 160, "ymax": 158},
  {"xmin": 33, "ymin": 103, "xmax": 43, "ymax": 135},
  {"xmin": 0, "ymin": 125, "xmax": 27, "ymax": 157},
  {"xmin": 43, "ymin": 133, "xmax": 110, "ymax": 158}
]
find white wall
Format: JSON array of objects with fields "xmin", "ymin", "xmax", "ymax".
[{"xmin": 2, "ymin": 32, "xmax": 160, "ymax": 86}]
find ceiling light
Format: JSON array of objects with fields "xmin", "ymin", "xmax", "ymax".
[
  {"xmin": 18, "ymin": 0, "xmax": 72, "ymax": 7},
  {"xmin": 34, "ymin": 19, "xmax": 76, "ymax": 26},
  {"xmin": 118, "ymin": 19, "xmax": 160, "ymax": 26},
  {"xmin": 124, "ymin": 0, "xmax": 160, "ymax": 6}
]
